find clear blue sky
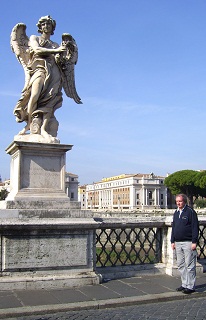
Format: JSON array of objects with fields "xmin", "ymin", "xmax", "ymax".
[{"xmin": 1, "ymin": 1, "xmax": 206, "ymax": 185}]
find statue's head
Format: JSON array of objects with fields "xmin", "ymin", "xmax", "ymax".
[{"xmin": 37, "ymin": 15, "xmax": 56, "ymax": 35}]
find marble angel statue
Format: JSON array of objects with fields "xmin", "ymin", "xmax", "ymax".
[{"xmin": 10, "ymin": 15, "xmax": 82, "ymax": 143}]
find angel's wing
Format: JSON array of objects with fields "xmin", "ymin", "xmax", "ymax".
[
  {"xmin": 57, "ymin": 33, "xmax": 82, "ymax": 104},
  {"xmin": 10, "ymin": 23, "xmax": 30, "ymax": 92}
]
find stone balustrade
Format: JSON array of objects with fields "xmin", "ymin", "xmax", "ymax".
[{"xmin": 94, "ymin": 214, "xmax": 206, "ymax": 280}]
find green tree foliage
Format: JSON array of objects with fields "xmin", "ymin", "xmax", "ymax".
[
  {"xmin": 164, "ymin": 170, "xmax": 206, "ymax": 207},
  {"xmin": 0, "ymin": 189, "xmax": 9, "ymax": 200},
  {"xmin": 194, "ymin": 199, "xmax": 206, "ymax": 208},
  {"xmin": 195, "ymin": 171, "xmax": 206, "ymax": 190}
]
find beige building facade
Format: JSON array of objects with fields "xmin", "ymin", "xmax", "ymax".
[
  {"xmin": 78, "ymin": 185, "xmax": 86, "ymax": 209},
  {"xmin": 82, "ymin": 173, "xmax": 168, "ymax": 210},
  {"xmin": 65, "ymin": 172, "xmax": 79, "ymax": 201}
]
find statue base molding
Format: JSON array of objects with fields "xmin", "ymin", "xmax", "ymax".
[{"xmin": 5, "ymin": 140, "xmax": 72, "ymax": 204}]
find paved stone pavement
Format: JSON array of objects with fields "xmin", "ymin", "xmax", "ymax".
[
  {"xmin": 0, "ymin": 273, "xmax": 206, "ymax": 319},
  {"xmin": 7, "ymin": 297, "xmax": 206, "ymax": 320}
]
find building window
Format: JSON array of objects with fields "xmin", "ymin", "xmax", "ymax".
[
  {"xmin": 71, "ymin": 192, "xmax": 74, "ymax": 199},
  {"xmin": 161, "ymin": 194, "xmax": 163, "ymax": 199},
  {"xmin": 148, "ymin": 191, "xmax": 152, "ymax": 200},
  {"xmin": 136, "ymin": 194, "xmax": 139, "ymax": 199}
]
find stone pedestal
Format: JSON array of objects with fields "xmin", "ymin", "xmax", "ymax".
[
  {"xmin": 5, "ymin": 140, "xmax": 72, "ymax": 202},
  {"xmin": 1, "ymin": 139, "xmax": 99, "ymax": 289}
]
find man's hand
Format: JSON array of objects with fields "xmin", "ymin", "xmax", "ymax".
[
  {"xmin": 191, "ymin": 243, "xmax": 197, "ymax": 250},
  {"xmin": 171, "ymin": 243, "xmax": 175, "ymax": 250}
]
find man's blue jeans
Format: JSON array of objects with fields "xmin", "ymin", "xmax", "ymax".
[{"xmin": 175, "ymin": 241, "xmax": 197, "ymax": 290}]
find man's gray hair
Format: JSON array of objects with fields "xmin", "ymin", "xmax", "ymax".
[{"xmin": 176, "ymin": 194, "xmax": 188, "ymax": 204}]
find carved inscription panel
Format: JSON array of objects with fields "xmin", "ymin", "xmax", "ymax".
[
  {"xmin": 2, "ymin": 235, "xmax": 88, "ymax": 271},
  {"xmin": 22, "ymin": 154, "xmax": 62, "ymax": 189}
]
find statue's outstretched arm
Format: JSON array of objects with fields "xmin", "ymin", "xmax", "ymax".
[{"xmin": 29, "ymin": 35, "xmax": 66, "ymax": 55}]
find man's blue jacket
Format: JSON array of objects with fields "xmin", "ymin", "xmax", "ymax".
[{"xmin": 171, "ymin": 205, "xmax": 199, "ymax": 244}]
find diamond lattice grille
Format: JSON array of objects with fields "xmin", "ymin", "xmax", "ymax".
[
  {"xmin": 197, "ymin": 226, "xmax": 206, "ymax": 259},
  {"xmin": 96, "ymin": 227, "xmax": 162, "ymax": 267}
]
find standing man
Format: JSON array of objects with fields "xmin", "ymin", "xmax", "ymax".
[{"xmin": 171, "ymin": 194, "xmax": 199, "ymax": 294}]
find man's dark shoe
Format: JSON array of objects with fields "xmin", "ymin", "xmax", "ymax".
[
  {"xmin": 176, "ymin": 286, "xmax": 186, "ymax": 292},
  {"xmin": 183, "ymin": 288, "xmax": 195, "ymax": 294}
]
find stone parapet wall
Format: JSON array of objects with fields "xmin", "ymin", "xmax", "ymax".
[
  {"xmin": 0, "ymin": 218, "xmax": 100, "ymax": 290},
  {"xmin": 94, "ymin": 216, "xmax": 206, "ymax": 280}
]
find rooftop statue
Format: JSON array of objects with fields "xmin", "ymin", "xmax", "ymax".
[{"xmin": 10, "ymin": 15, "xmax": 82, "ymax": 143}]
